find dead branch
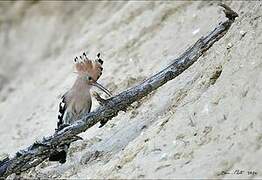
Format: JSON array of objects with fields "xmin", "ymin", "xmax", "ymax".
[{"xmin": 0, "ymin": 4, "xmax": 238, "ymax": 178}]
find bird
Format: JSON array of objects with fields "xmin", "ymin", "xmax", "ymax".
[{"xmin": 49, "ymin": 52, "xmax": 112, "ymax": 163}]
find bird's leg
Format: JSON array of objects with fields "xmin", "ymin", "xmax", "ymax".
[
  {"xmin": 92, "ymin": 92, "xmax": 112, "ymax": 128},
  {"xmin": 92, "ymin": 92, "xmax": 122, "ymax": 128},
  {"xmin": 92, "ymin": 92, "xmax": 108, "ymax": 106}
]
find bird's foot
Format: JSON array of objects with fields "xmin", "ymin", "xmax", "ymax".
[{"xmin": 92, "ymin": 92, "xmax": 110, "ymax": 106}]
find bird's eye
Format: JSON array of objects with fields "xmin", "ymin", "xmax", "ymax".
[{"xmin": 87, "ymin": 76, "xmax": 92, "ymax": 81}]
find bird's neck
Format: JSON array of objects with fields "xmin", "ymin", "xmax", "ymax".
[{"xmin": 72, "ymin": 76, "xmax": 91, "ymax": 92}]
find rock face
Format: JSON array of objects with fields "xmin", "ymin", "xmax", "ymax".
[{"xmin": 0, "ymin": 1, "xmax": 261, "ymax": 179}]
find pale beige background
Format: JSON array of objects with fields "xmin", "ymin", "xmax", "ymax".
[{"xmin": 0, "ymin": 1, "xmax": 261, "ymax": 179}]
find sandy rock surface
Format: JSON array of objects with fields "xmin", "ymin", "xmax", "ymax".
[{"xmin": 0, "ymin": 1, "xmax": 261, "ymax": 179}]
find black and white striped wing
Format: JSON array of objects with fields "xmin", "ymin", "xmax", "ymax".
[{"xmin": 57, "ymin": 94, "xmax": 67, "ymax": 130}]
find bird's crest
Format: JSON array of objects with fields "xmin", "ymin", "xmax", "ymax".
[{"xmin": 74, "ymin": 52, "xmax": 104, "ymax": 81}]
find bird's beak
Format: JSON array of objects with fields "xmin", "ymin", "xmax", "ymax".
[{"xmin": 92, "ymin": 82, "xmax": 112, "ymax": 97}]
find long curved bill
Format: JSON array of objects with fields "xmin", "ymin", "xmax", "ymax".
[{"xmin": 92, "ymin": 82, "xmax": 112, "ymax": 97}]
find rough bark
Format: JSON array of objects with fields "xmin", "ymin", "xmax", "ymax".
[{"xmin": 0, "ymin": 4, "xmax": 238, "ymax": 178}]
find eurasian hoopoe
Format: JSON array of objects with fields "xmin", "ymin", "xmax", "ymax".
[
  {"xmin": 49, "ymin": 52, "xmax": 112, "ymax": 163},
  {"xmin": 57, "ymin": 52, "xmax": 112, "ymax": 129}
]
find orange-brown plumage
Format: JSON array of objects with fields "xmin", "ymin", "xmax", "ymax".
[{"xmin": 75, "ymin": 52, "xmax": 103, "ymax": 82}]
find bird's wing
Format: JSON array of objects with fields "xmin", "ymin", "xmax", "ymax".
[{"xmin": 57, "ymin": 93, "xmax": 68, "ymax": 130}]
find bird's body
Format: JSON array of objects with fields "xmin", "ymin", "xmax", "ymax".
[
  {"xmin": 59, "ymin": 77, "xmax": 92, "ymax": 125},
  {"xmin": 49, "ymin": 52, "xmax": 112, "ymax": 163}
]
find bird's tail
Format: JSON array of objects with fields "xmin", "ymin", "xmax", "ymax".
[
  {"xmin": 49, "ymin": 143, "xmax": 70, "ymax": 164},
  {"xmin": 49, "ymin": 94, "xmax": 70, "ymax": 164}
]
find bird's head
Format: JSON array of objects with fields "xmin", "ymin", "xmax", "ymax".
[{"xmin": 74, "ymin": 52, "xmax": 112, "ymax": 97}]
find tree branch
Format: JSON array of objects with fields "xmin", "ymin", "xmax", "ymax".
[{"xmin": 0, "ymin": 4, "xmax": 238, "ymax": 178}]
